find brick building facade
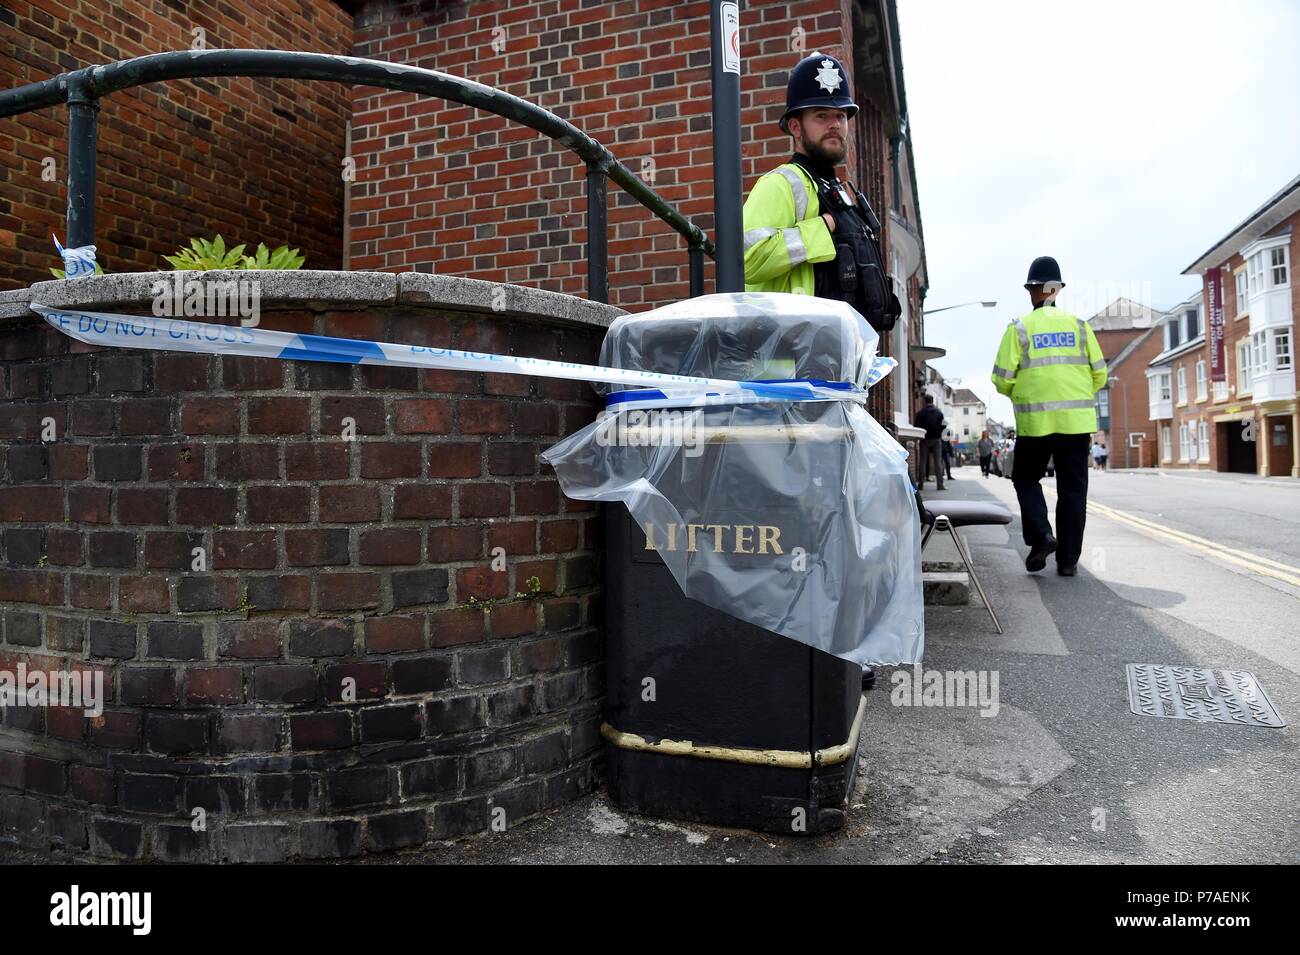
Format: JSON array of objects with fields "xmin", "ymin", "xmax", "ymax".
[
  {"xmin": 0, "ymin": 0, "xmax": 352, "ymax": 290},
  {"xmin": 1087, "ymin": 299, "xmax": 1165, "ymax": 469},
  {"xmin": 1149, "ymin": 176, "xmax": 1299, "ymax": 477},
  {"xmin": 346, "ymin": 0, "xmax": 928, "ymax": 432}
]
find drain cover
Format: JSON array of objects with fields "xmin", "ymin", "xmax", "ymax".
[{"xmin": 1126, "ymin": 664, "xmax": 1285, "ymax": 727}]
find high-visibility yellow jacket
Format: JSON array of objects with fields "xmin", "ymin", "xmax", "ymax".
[
  {"xmin": 991, "ymin": 305, "xmax": 1107, "ymax": 436},
  {"xmin": 742, "ymin": 162, "xmax": 837, "ymax": 294}
]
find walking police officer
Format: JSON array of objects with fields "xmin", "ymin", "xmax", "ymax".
[
  {"xmin": 991, "ymin": 257, "xmax": 1107, "ymax": 576},
  {"xmin": 742, "ymin": 52, "xmax": 901, "ymax": 334}
]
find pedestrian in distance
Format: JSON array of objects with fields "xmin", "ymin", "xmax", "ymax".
[
  {"xmin": 914, "ymin": 395, "xmax": 946, "ymax": 490},
  {"xmin": 1091, "ymin": 440, "xmax": 1104, "ymax": 471},
  {"xmin": 991, "ymin": 256, "xmax": 1107, "ymax": 576},
  {"xmin": 941, "ymin": 434, "xmax": 954, "ymax": 480},
  {"xmin": 978, "ymin": 430, "xmax": 994, "ymax": 477}
]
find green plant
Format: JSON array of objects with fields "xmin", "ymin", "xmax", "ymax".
[
  {"xmin": 162, "ymin": 234, "xmax": 305, "ymax": 271},
  {"xmin": 49, "ymin": 262, "xmax": 105, "ymax": 278},
  {"xmin": 164, "ymin": 234, "xmax": 247, "ymax": 270},
  {"xmin": 242, "ymin": 241, "xmax": 305, "ymax": 270}
]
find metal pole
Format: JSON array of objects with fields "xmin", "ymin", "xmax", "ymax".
[
  {"xmin": 688, "ymin": 246, "xmax": 704, "ymax": 298},
  {"xmin": 65, "ymin": 74, "xmax": 98, "ymax": 250},
  {"xmin": 710, "ymin": 0, "xmax": 743, "ymax": 293},
  {"xmin": 586, "ymin": 162, "xmax": 608, "ymax": 304}
]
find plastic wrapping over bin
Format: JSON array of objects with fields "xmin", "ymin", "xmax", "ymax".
[{"xmin": 541, "ymin": 292, "xmax": 924, "ymax": 665}]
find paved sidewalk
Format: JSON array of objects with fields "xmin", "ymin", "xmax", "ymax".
[{"xmin": 1107, "ymin": 466, "xmax": 1300, "ymax": 486}]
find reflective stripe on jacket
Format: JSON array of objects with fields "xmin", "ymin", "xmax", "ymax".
[
  {"xmin": 990, "ymin": 305, "xmax": 1107, "ymax": 436},
  {"xmin": 742, "ymin": 163, "xmax": 837, "ymax": 294}
]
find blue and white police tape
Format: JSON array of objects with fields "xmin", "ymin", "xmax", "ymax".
[
  {"xmin": 31, "ymin": 303, "xmax": 894, "ymax": 406},
  {"xmin": 51, "ymin": 235, "xmax": 98, "ymax": 278}
]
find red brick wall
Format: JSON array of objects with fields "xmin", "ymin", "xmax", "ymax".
[
  {"xmin": 0, "ymin": 1, "xmax": 353, "ymax": 290},
  {"xmin": 348, "ymin": 0, "xmax": 874, "ymax": 310},
  {"xmin": 0, "ymin": 302, "xmax": 605, "ymax": 860},
  {"xmin": 1105, "ymin": 328, "xmax": 1163, "ymax": 468}
]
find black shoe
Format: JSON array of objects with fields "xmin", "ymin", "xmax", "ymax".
[
  {"xmin": 1025, "ymin": 537, "xmax": 1057, "ymax": 572},
  {"xmin": 1057, "ymin": 564, "xmax": 1077, "ymax": 577},
  {"xmin": 861, "ymin": 666, "xmax": 876, "ymax": 692}
]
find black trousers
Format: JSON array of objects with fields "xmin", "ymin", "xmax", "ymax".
[
  {"xmin": 1011, "ymin": 432, "xmax": 1091, "ymax": 568},
  {"xmin": 979, "ymin": 454, "xmax": 992, "ymax": 476},
  {"xmin": 921, "ymin": 438, "xmax": 944, "ymax": 487}
]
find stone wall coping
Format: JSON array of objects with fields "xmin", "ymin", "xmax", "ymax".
[{"xmin": 1, "ymin": 271, "xmax": 625, "ymax": 330}]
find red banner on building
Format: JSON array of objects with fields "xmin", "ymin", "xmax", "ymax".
[{"xmin": 1207, "ymin": 268, "xmax": 1226, "ymax": 381}]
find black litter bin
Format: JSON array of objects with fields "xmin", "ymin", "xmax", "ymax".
[{"xmin": 599, "ymin": 306, "xmax": 868, "ymax": 835}]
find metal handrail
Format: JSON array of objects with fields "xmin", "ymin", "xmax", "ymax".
[{"xmin": 0, "ymin": 49, "xmax": 716, "ymax": 302}]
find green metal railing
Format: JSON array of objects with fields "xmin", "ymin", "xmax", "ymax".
[{"xmin": 0, "ymin": 49, "xmax": 716, "ymax": 301}]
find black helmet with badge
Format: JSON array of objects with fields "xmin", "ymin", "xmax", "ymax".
[
  {"xmin": 779, "ymin": 52, "xmax": 859, "ymax": 134},
  {"xmin": 1024, "ymin": 255, "xmax": 1065, "ymax": 290}
]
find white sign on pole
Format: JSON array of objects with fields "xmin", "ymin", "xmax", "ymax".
[{"xmin": 721, "ymin": 2, "xmax": 740, "ymax": 74}]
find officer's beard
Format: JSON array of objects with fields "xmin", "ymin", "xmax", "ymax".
[{"xmin": 802, "ymin": 134, "xmax": 846, "ymax": 170}]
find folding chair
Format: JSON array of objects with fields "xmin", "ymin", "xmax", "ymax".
[{"xmin": 917, "ymin": 494, "xmax": 1013, "ymax": 634}]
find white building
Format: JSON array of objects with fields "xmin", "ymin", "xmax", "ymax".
[{"xmin": 948, "ymin": 387, "xmax": 988, "ymax": 449}]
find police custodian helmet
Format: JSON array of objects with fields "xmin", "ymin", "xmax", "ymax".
[
  {"xmin": 779, "ymin": 52, "xmax": 859, "ymax": 134},
  {"xmin": 1024, "ymin": 255, "xmax": 1065, "ymax": 289}
]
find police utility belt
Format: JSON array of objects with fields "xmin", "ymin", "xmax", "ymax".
[{"xmin": 790, "ymin": 154, "xmax": 900, "ymax": 334}]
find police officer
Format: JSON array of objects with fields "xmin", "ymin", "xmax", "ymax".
[
  {"xmin": 742, "ymin": 52, "xmax": 901, "ymax": 334},
  {"xmin": 991, "ymin": 257, "xmax": 1107, "ymax": 576}
]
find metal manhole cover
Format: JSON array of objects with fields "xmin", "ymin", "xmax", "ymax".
[{"xmin": 1126, "ymin": 664, "xmax": 1285, "ymax": 727}]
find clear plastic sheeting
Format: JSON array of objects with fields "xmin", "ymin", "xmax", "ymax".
[
  {"xmin": 592, "ymin": 290, "xmax": 886, "ymax": 394},
  {"xmin": 541, "ymin": 292, "xmax": 924, "ymax": 665}
]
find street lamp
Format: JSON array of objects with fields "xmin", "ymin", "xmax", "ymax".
[
  {"xmin": 923, "ymin": 300, "xmax": 997, "ymax": 315},
  {"xmin": 1108, "ymin": 374, "xmax": 1129, "ymax": 470}
]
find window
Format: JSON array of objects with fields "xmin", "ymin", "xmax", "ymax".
[
  {"xmin": 1178, "ymin": 423, "xmax": 1189, "ymax": 462},
  {"xmin": 963, "ymin": 407, "xmax": 970, "ymax": 416},
  {"xmin": 1159, "ymin": 373, "xmax": 1171, "ymax": 401},
  {"xmin": 1165, "ymin": 318, "xmax": 1181, "ymax": 351},
  {"xmin": 1247, "ymin": 251, "xmax": 1265, "ymax": 294},
  {"xmin": 1238, "ymin": 339, "xmax": 1253, "ymax": 393},
  {"xmin": 1195, "ymin": 360, "xmax": 1207, "ymax": 400},
  {"xmin": 1162, "ymin": 426, "xmax": 1172, "ymax": 462},
  {"xmin": 1198, "ymin": 419, "xmax": 1210, "ymax": 462},
  {"xmin": 1271, "ymin": 246, "xmax": 1289, "ymax": 286},
  {"xmin": 1236, "ymin": 270, "xmax": 1249, "ymax": 315},
  {"xmin": 1276, "ymin": 329, "xmax": 1292, "ymax": 371},
  {"xmin": 1097, "ymin": 388, "xmax": 1110, "ymax": 417},
  {"xmin": 1176, "ymin": 366, "xmax": 1187, "ymax": 403},
  {"xmin": 1185, "ymin": 306, "xmax": 1200, "ymax": 341},
  {"xmin": 1252, "ymin": 330, "xmax": 1267, "ymax": 373}
]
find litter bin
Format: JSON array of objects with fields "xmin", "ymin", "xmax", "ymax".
[{"xmin": 597, "ymin": 303, "xmax": 870, "ymax": 835}]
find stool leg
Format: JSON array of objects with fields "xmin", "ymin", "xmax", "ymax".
[{"xmin": 949, "ymin": 525, "xmax": 1003, "ymax": 634}]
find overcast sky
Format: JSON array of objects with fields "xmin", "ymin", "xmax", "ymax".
[{"xmin": 896, "ymin": 0, "xmax": 1300, "ymax": 424}]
